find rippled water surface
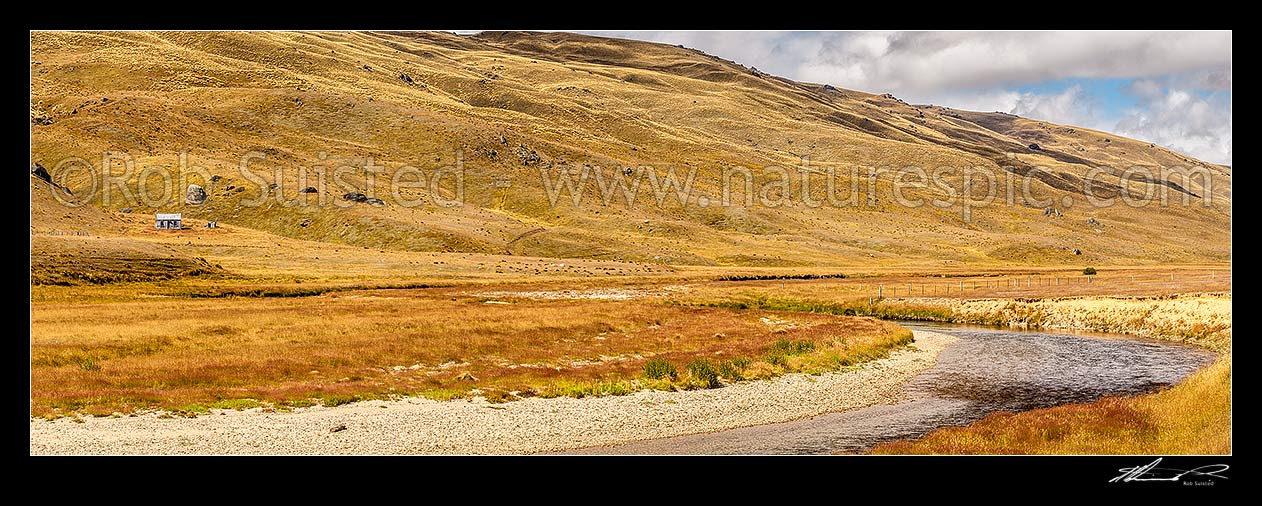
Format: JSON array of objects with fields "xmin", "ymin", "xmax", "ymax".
[{"xmin": 584, "ymin": 322, "xmax": 1216, "ymax": 454}]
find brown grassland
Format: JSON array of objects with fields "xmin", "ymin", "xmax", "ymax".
[{"xmin": 30, "ymin": 285, "xmax": 910, "ymax": 417}]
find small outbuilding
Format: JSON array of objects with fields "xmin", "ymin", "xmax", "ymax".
[{"xmin": 155, "ymin": 213, "xmax": 182, "ymax": 230}]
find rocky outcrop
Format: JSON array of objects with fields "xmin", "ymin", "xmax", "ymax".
[{"xmin": 186, "ymin": 184, "xmax": 208, "ymax": 205}]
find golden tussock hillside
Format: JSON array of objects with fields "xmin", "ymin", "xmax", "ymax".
[{"xmin": 30, "ymin": 31, "xmax": 1231, "ymax": 267}]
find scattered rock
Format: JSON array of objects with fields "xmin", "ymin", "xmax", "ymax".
[
  {"xmin": 623, "ymin": 167, "xmax": 634, "ymax": 176},
  {"xmin": 30, "ymin": 162, "xmax": 52, "ymax": 184},
  {"xmin": 362, "ymin": 65, "xmax": 372, "ymax": 71},
  {"xmin": 206, "ymin": 221, "xmax": 217, "ymax": 228},
  {"xmin": 365, "ymin": 198, "xmax": 385, "ymax": 205},
  {"xmin": 120, "ymin": 208, "xmax": 132, "ymax": 214},
  {"xmin": 300, "ymin": 187, "xmax": 318, "ymax": 193},
  {"xmin": 343, "ymin": 192, "xmax": 369, "ymax": 203},
  {"xmin": 822, "ymin": 84, "xmax": 837, "ymax": 92},
  {"xmin": 454, "ymin": 372, "xmax": 478, "ymax": 382},
  {"xmin": 1072, "ymin": 249, "xmax": 1082, "ymax": 255},
  {"xmin": 514, "ymin": 144, "xmax": 540, "ymax": 165},
  {"xmin": 31, "ymin": 109, "xmax": 52, "ymax": 126},
  {"xmin": 1028, "ymin": 143, "xmax": 1041, "ymax": 151},
  {"xmin": 268, "ymin": 183, "xmax": 279, "ymax": 189},
  {"xmin": 185, "ymin": 184, "xmax": 208, "ymax": 205},
  {"xmin": 1043, "ymin": 207, "xmax": 1062, "ymax": 217},
  {"xmin": 499, "ymin": 134, "xmax": 508, "ymax": 145},
  {"xmin": 1087, "ymin": 217, "xmax": 1101, "ymax": 226},
  {"xmin": 330, "ymin": 424, "xmax": 347, "ymax": 433},
  {"xmin": 225, "ymin": 185, "xmax": 235, "ymax": 191},
  {"xmin": 400, "ymin": 73, "xmax": 414, "ymax": 84},
  {"xmin": 210, "ymin": 175, "xmax": 223, "ymax": 182},
  {"xmin": 300, "ymin": 218, "xmax": 311, "ymax": 227},
  {"xmin": 234, "ymin": 187, "xmax": 245, "ymax": 193}
]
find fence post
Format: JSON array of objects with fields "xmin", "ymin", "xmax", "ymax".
[{"xmin": 878, "ymin": 284, "xmax": 883, "ymax": 298}]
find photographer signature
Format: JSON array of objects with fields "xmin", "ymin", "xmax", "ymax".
[{"xmin": 1110, "ymin": 458, "xmax": 1229, "ymax": 483}]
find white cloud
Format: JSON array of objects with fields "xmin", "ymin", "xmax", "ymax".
[
  {"xmin": 1114, "ymin": 88, "xmax": 1232, "ymax": 165},
  {"xmin": 912, "ymin": 85, "xmax": 1099, "ymax": 128}
]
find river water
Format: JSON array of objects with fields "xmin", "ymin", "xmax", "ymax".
[{"xmin": 585, "ymin": 322, "xmax": 1217, "ymax": 454}]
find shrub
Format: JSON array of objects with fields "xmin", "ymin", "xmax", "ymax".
[
  {"xmin": 718, "ymin": 359, "xmax": 747, "ymax": 381},
  {"xmin": 643, "ymin": 358, "xmax": 678, "ymax": 380},
  {"xmin": 768, "ymin": 338, "xmax": 815, "ymax": 355},
  {"xmin": 1083, "ymin": 267, "xmax": 1097, "ymax": 275},
  {"xmin": 321, "ymin": 394, "xmax": 359, "ymax": 407},
  {"xmin": 686, "ymin": 359, "xmax": 721, "ymax": 389}
]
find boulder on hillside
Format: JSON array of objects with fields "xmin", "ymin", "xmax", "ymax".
[
  {"xmin": 343, "ymin": 192, "xmax": 368, "ymax": 202},
  {"xmin": 31, "ymin": 162, "xmax": 52, "ymax": 184},
  {"xmin": 185, "ymin": 184, "xmax": 208, "ymax": 205}
]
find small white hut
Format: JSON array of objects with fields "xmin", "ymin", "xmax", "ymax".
[{"xmin": 155, "ymin": 213, "xmax": 182, "ymax": 230}]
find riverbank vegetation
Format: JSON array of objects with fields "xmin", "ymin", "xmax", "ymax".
[
  {"xmin": 873, "ymin": 354, "xmax": 1230, "ymax": 454},
  {"xmin": 30, "ymin": 290, "xmax": 911, "ymax": 418}
]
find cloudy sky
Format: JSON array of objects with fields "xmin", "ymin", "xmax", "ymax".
[{"xmin": 585, "ymin": 31, "xmax": 1232, "ymax": 165}]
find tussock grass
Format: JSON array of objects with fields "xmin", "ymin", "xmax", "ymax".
[
  {"xmin": 30, "ymin": 292, "xmax": 909, "ymax": 417},
  {"xmin": 686, "ymin": 359, "xmax": 721, "ymax": 389},
  {"xmin": 681, "ymin": 294, "xmax": 954, "ymax": 322},
  {"xmin": 643, "ymin": 358, "xmax": 678, "ymax": 380}
]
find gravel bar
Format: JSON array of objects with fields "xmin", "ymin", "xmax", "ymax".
[{"xmin": 30, "ymin": 330, "xmax": 956, "ymax": 455}]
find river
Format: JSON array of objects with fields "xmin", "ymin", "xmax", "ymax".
[{"xmin": 576, "ymin": 322, "xmax": 1217, "ymax": 454}]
